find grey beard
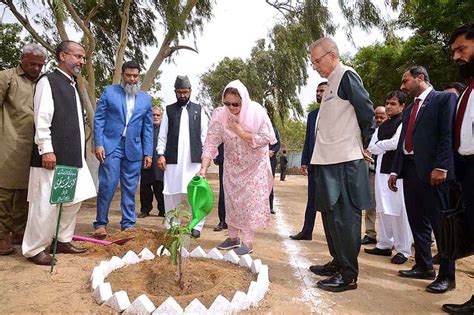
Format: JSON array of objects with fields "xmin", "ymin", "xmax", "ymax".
[{"xmin": 122, "ymin": 83, "xmax": 141, "ymax": 96}]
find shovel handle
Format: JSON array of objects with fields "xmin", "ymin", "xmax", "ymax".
[{"xmin": 73, "ymin": 235, "xmax": 113, "ymax": 245}]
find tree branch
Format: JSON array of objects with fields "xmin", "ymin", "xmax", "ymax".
[
  {"xmin": 1, "ymin": 0, "xmax": 55, "ymax": 53},
  {"xmin": 112, "ymin": 0, "xmax": 132, "ymax": 84},
  {"xmin": 47, "ymin": 0, "xmax": 68, "ymax": 40},
  {"xmin": 168, "ymin": 45, "xmax": 198, "ymax": 56}
]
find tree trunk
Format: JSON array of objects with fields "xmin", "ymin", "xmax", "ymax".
[{"xmin": 112, "ymin": 0, "xmax": 132, "ymax": 84}]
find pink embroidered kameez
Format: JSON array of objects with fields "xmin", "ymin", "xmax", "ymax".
[{"xmin": 202, "ymin": 107, "xmax": 273, "ymax": 230}]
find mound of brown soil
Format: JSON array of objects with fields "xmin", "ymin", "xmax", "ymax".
[
  {"xmin": 77, "ymin": 227, "xmax": 165, "ymax": 258},
  {"xmin": 107, "ymin": 257, "xmax": 256, "ymax": 308}
]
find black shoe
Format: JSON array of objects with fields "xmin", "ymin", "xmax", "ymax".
[
  {"xmin": 191, "ymin": 229, "xmax": 201, "ymax": 238},
  {"xmin": 316, "ymin": 273, "xmax": 357, "ymax": 293},
  {"xmin": 289, "ymin": 232, "xmax": 312, "ymax": 241},
  {"xmin": 138, "ymin": 212, "xmax": 149, "ymax": 218},
  {"xmin": 364, "ymin": 247, "xmax": 392, "ymax": 256},
  {"xmin": 213, "ymin": 222, "xmax": 228, "ymax": 232},
  {"xmin": 391, "ymin": 253, "xmax": 408, "ymax": 265},
  {"xmin": 361, "ymin": 235, "xmax": 377, "ymax": 245},
  {"xmin": 270, "ymin": 209, "xmax": 276, "ymax": 214},
  {"xmin": 432, "ymin": 253, "xmax": 440, "ymax": 265},
  {"xmin": 398, "ymin": 267, "xmax": 436, "ymax": 280},
  {"xmin": 426, "ymin": 277, "xmax": 456, "ymax": 294},
  {"xmin": 442, "ymin": 295, "xmax": 474, "ymax": 314},
  {"xmin": 309, "ymin": 261, "xmax": 339, "ymax": 277}
]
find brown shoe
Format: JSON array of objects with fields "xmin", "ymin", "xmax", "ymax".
[
  {"xmin": 51, "ymin": 242, "xmax": 87, "ymax": 254},
  {"xmin": 0, "ymin": 238, "xmax": 15, "ymax": 255},
  {"xmin": 10, "ymin": 233, "xmax": 24, "ymax": 245},
  {"xmin": 92, "ymin": 227, "xmax": 107, "ymax": 239},
  {"xmin": 27, "ymin": 250, "xmax": 54, "ymax": 265}
]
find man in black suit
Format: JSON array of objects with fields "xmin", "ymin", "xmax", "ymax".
[
  {"xmin": 290, "ymin": 81, "xmax": 327, "ymax": 240},
  {"xmin": 269, "ymin": 127, "xmax": 280, "ymax": 214},
  {"xmin": 213, "ymin": 144, "xmax": 227, "ymax": 231},
  {"xmin": 389, "ymin": 66, "xmax": 457, "ymax": 294},
  {"xmin": 442, "ymin": 23, "xmax": 474, "ymax": 315},
  {"xmin": 138, "ymin": 106, "xmax": 165, "ymax": 218}
]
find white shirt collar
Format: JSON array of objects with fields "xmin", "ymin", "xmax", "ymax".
[
  {"xmin": 416, "ymin": 86, "xmax": 433, "ymax": 103},
  {"xmin": 56, "ymin": 68, "xmax": 75, "ymax": 82}
]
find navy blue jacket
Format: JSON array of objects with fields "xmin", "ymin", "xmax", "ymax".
[
  {"xmin": 301, "ymin": 109, "xmax": 319, "ymax": 166},
  {"xmin": 392, "ymin": 89, "xmax": 457, "ymax": 183}
]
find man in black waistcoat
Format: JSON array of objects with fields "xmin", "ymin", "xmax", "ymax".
[
  {"xmin": 22, "ymin": 41, "xmax": 96, "ymax": 265},
  {"xmin": 138, "ymin": 106, "xmax": 165, "ymax": 218},
  {"xmin": 156, "ymin": 75, "xmax": 208, "ymax": 238}
]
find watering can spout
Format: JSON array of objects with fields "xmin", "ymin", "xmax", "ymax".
[{"xmin": 187, "ymin": 176, "xmax": 214, "ymax": 230}]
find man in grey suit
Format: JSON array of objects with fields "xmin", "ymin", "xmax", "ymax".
[{"xmin": 308, "ymin": 38, "xmax": 375, "ymax": 293}]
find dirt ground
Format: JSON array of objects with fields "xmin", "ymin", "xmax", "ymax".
[{"xmin": 1, "ymin": 174, "xmax": 473, "ymax": 314}]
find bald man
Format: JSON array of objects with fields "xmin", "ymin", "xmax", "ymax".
[{"xmin": 362, "ymin": 106, "xmax": 387, "ymax": 245}]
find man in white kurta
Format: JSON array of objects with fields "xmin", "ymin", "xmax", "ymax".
[
  {"xmin": 365, "ymin": 92, "xmax": 412, "ymax": 264},
  {"xmin": 156, "ymin": 76, "xmax": 208, "ymax": 237},
  {"xmin": 22, "ymin": 41, "xmax": 96, "ymax": 265}
]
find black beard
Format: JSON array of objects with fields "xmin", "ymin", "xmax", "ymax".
[
  {"xmin": 317, "ymin": 96, "xmax": 322, "ymax": 103},
  {"xmin": 177, "ymin": 97, "xmax": 189, "ymax": 106},
  {"xmin": 458, "ymin": 56, "xmax": 474, "ymax": 79}
]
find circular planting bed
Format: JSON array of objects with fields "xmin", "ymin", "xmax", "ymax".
[{"xmin": 89, "ymin": 243, "xmax": 270, "ymax": 314}]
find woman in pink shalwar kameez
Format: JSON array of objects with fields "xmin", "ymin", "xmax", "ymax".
[{"xmin": 199, "ymin": 80, "xmax": 277, "ymax": 255}]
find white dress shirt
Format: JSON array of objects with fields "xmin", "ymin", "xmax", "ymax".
[
  {"xmin": 457, "ymin": 86, "xmax": 474, "ymax": 155},
  {"xmin": 122, "ymin": 93, "xmax": 135, "ymax": 137}
]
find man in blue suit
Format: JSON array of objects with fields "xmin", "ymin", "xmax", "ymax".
[
  {"xmin": 93, "ymin": 61, "xmax": 153, "ymax": 237},
  {"xmin": 389, "ymin": 66, "xmax": 457, "ymax": 294},
  {"xmin": 290, "ymin": 81, "xmax": 327, "ymax": 240}
]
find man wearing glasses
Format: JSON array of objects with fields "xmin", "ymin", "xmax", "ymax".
[
  {"xmin": 23, "ymin": 41, "xmax": 96, "ymax": 265},
  {"xmin": 156, "ymin": 75, "xmax": 208, "ymax": 238},
  {"xmin": 308, "ymin": 37, "xmax": 375, "ymax": 292}
]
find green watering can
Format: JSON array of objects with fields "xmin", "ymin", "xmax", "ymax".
[{"xmin": 187, "ymin": 176, "xmax": 214, "ymax": 230}]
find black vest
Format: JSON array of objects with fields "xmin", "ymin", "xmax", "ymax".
[
  {"xmin": 165, "ymin": 102, "xmax": 202, "ymax": 164},
  {"xmin": 31, "ymin": 70, "xmax": 83, "ymax": 168},
  {"xmin": 378, "ymin": 113, "xmax": 403, "ymax": 174}
]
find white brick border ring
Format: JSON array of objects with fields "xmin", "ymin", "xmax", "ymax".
[{"xmin": 90, "ymin": 245, "xmax": 270, "ymax": 314}]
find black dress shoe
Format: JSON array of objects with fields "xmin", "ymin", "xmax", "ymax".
[
  {"xmin": 442, "ymin": 295, "xmax": 474, "ymax": 314},
  {"xmin": 191, "ymin": 229, "xmax": 201, "ymax": 238},
  {"xmin": 270, "ymin": 209, "xmax": 276, "ymax": 214},
  {"xmin": 138, "ymin": 212, "xmax": 149, "ymax": 218},
  {"xmin": 316, "ymin": 273, "xmax": 357, "ymax": 293},
  {"xmin": 51, "ymin": 242, "xmax": 88, "ymax": 254},
  {"xmin": 426, "ymin": 277, "xmax": 456, "ymax": 294},
  {"xmin": 391, "ymin": 253, "xmax": 408, "ymax": 264},
  {"xmin": 213, "ymin": 222, "xmax": 228, "ymax": 232},
  {"xmin": 309, "ymin": 261, "xmax": 339, "ymax": 276},
  {"xmin": 364, "ymin": 247, "xmax": 392, "ymax": 256},
  {"xmin": 289, "ymin": 232, "xmax": 312, "ymax": 241},
  {"xmin": 361, "ymin": 235, "xmax": 377, "ymax": 245},
  {"xmin": 27, "ymin": 250, "xmax": 54, "ymax": 266},
  {"xmin": 398, "ymin": 267, "xmax": 436, "ymax": 280}
]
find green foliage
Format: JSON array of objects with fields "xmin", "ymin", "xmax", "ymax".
[
  {"xmin": 273, "ymin": 116, "xmax": 306, "ymax": 152},
  {"xmin": 161, "ymin": 204, "xmax": 193, "ymax": 289},
  {"xmin": 398, "ymin": 0, "xmax": 474, "ymax": 43},
  {"xmin": 0, "ymin": 23, "xmax": 25, "ymax": 70},
  {"xmin": 306, "ymin": 101, "xmax": 320, "ymax": 113},
  {"xmin": 349, "ymin": 34, "xmax": 459, "ymax": 106}
]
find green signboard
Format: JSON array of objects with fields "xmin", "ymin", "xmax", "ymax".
[{"xmin": 50, "ymin": 165, "xmax": 78, "ymax": 204}]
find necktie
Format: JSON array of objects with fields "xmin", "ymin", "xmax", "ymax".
[
  {"xmin": 404, "ymin": 98, "xmax": 420, "ymax": 153},
  {"xmin": 453, "ymin": 80, "xmax": 474, "ymax": 151}
]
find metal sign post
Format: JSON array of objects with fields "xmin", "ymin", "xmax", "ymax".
[{"xmin": 49, "ymin": 165, "xmax": 78, "ymax": 273}]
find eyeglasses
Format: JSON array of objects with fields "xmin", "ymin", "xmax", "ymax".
[
  {"xmin": 223, "ymin": 101, "xmax": 241, "ymax": 108},
  {"xmin": 153, "ymin": 114, "xmax": 161, "ymax": 117},
  {"xmin": 175, "ymin": 90, "xmax": 190, "ymax": 96},
  {"xmin": 310, "ymin": 51, "xmax": 332, "ymax": 66},
  {"xmin": 63, "ymin": 52, "xmax": 87, "ymax": 62}
]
